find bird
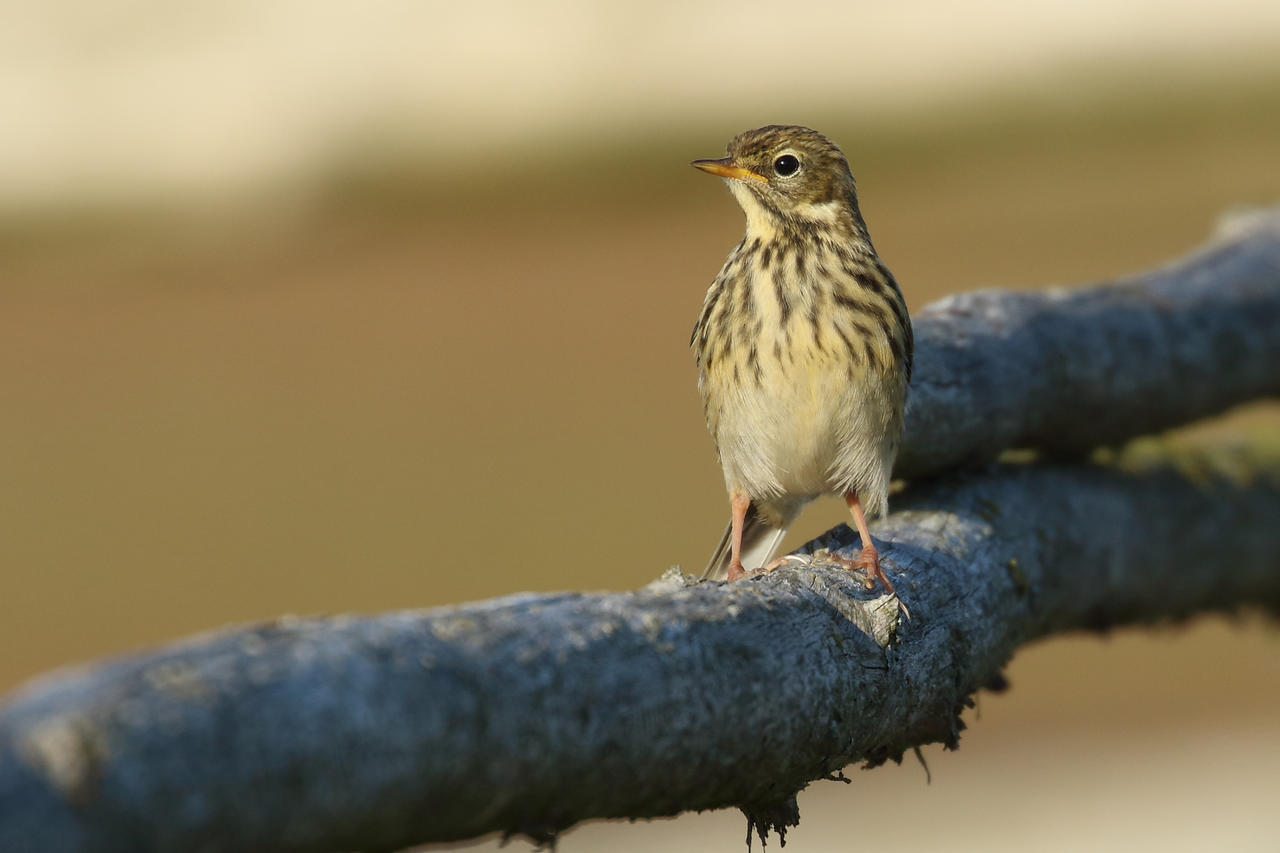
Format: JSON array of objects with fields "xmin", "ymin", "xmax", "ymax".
[{"xmin": 690, "ymin": 125, "xmax": 913, "ymax": 589}]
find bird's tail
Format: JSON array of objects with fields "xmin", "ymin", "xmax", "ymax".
[{"xmin": 701, "ymin": 501, "xmax": 791, "ymax": 581}]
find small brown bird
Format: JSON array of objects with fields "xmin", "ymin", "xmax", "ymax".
[{"xmin": 691, "ymin": 125, "xmax": 912, "ymax": 588}]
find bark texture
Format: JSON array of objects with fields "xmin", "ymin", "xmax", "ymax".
[{"xmin": 896, "ymin": 207, "xmax": 1280, "ymax": 477}]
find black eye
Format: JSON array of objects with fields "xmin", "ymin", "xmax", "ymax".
[{"xmin": 773, "ymin": 154, "xmax": 800, "ymax": 177}]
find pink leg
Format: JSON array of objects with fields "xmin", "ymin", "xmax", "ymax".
[
  {"xmin": 844, "ymin": 492, "xmax": 895, "ymax": 595},
  {"xmin": 725, "ymin": 493, "xmax": 751, "ymax": 582}
]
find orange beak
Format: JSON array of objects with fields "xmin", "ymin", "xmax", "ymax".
[{"xmin": 690, "ymin": 157, "xmax": 767, "ymax": 183}]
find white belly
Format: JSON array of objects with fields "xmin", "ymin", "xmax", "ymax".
[{"xmin": 713, "ymin": 359, "xmax": 900, "ymax": 511}]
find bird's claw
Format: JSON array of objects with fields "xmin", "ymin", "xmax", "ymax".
[
  {"xmin": 811, "ymin": 547, "xmax": 911, "ymax": 618},
  {"xmin": 763, "ymin": 553, "xmax": 808, "ymax": 571},
  {"xmin": 725, "ymin": 562, "xmax": 771, "ymax": 582}
]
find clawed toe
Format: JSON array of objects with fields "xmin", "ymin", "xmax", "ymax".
[
  {"xmin": 726, "ymin": 562, "xmax": 771, "ymax": 582},
  {"xmin": 811, "ymin": 548, "xmax": 890, "ymax": 592},
  {"xmin": 851, "ymin": 550, "xmax": 894, "ymax": 596},
  {"xmin": 814, "ymin": 547, "xmax": 910, "ymax": 616},
  {"xmin": 763, "ymin": 553, "xmax": 808, "ymax": 571}
]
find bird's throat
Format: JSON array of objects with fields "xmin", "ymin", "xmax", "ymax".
[{"xmin": 727, "ymin": 181, "xmax": 783, "ymax": 242}]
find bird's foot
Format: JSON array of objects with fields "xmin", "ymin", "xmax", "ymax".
[
  {"xmin": 726, "ymin": 554, "xmax": 800, "ymax": 581},
  {"xmin": 727, "ymin": 553, "xmax": 816, "ymax": 581},
  {"xmin": 726, "ymin": 561, "xmax": 772, "ymax": 582},
  {"xmin": 817, "ymin": 547, "xmax": 910, "ymax": 618},
  {"xmin": 850, "ymin": 546, "xmax": 893, "ymax": 594}
]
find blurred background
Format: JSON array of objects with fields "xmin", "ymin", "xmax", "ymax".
[{"xmin": 3, "ymin": 1, "xmax": 1279, "ymax": 850}]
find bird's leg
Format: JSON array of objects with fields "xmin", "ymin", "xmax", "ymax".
[
  {"xmin": 725, "ymin": 492, "xmax": 753, "ymax": 581},
  {"xmin": 844, "ymin": 491, "xmax": 895, "ymax": 596}
]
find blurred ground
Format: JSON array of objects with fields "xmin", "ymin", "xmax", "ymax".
[{"xmin": 2, "ymin": 66, "xmax": 1279, "ymax": 851}]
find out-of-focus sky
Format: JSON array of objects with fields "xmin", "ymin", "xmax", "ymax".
[{"xmin": 4, "ymin": 0, "xmax": 1280, "ymax": 210}]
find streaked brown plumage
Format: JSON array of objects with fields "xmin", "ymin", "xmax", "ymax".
[{"xmin": 691, "ymin": 125, "xmax": 913, "ymax": 587}]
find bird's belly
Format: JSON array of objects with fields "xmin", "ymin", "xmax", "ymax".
[
  {"xmin": 753, "ymin": 391, "xmax": 841, "ymax": 494},
  {"xmin": 713, "ymin": 357, "xmax": 887, "ymax": 499}
]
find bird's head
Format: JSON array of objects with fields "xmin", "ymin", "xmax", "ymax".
[{"xmin": 692, "ymin": 125, "xmax": 865, "ymax": 239}]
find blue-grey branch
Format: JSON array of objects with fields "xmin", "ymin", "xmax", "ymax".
[
  {"xmin": 896, "ymin": 207, "xmax": 1280, "ymax": 476},
  {"xmin": 2, "ymin": 450, "xmax": 1278, "ymax": 853}
]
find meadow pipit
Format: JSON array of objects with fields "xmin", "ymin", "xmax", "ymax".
[{"xmin": 691, "ymin": 125, "xmax": 913, "ymax": 589}]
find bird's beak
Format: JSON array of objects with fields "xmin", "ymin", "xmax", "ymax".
[{"xmin": 690, "ymin": 157, "xmax": 768, "ymax": 183}]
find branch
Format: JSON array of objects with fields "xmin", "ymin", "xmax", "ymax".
[
  {"xmin": 2, "ymin": 209, "xmax": 1280, "ymax": 852},
  {"xmin": 896, "ymin": 206, "xmax": 1280, "ymax": 477},
  {"xmin": 2, "ymin": 447, "xmax": 1278, "ymax": 852}
]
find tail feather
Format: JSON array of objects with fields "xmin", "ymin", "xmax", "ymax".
[{"xmin": 701, "ymin": 502, "xmax": 791, "ymax": 580}]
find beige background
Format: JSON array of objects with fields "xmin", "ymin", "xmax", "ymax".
[{"xmin": 2, "ymin": 2, "xmax": 1279, "ymax": 850}]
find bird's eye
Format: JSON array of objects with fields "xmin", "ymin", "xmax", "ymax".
[{"xmin": 773, "ymin": 154, "xmax": 800, "ymax": 177}]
